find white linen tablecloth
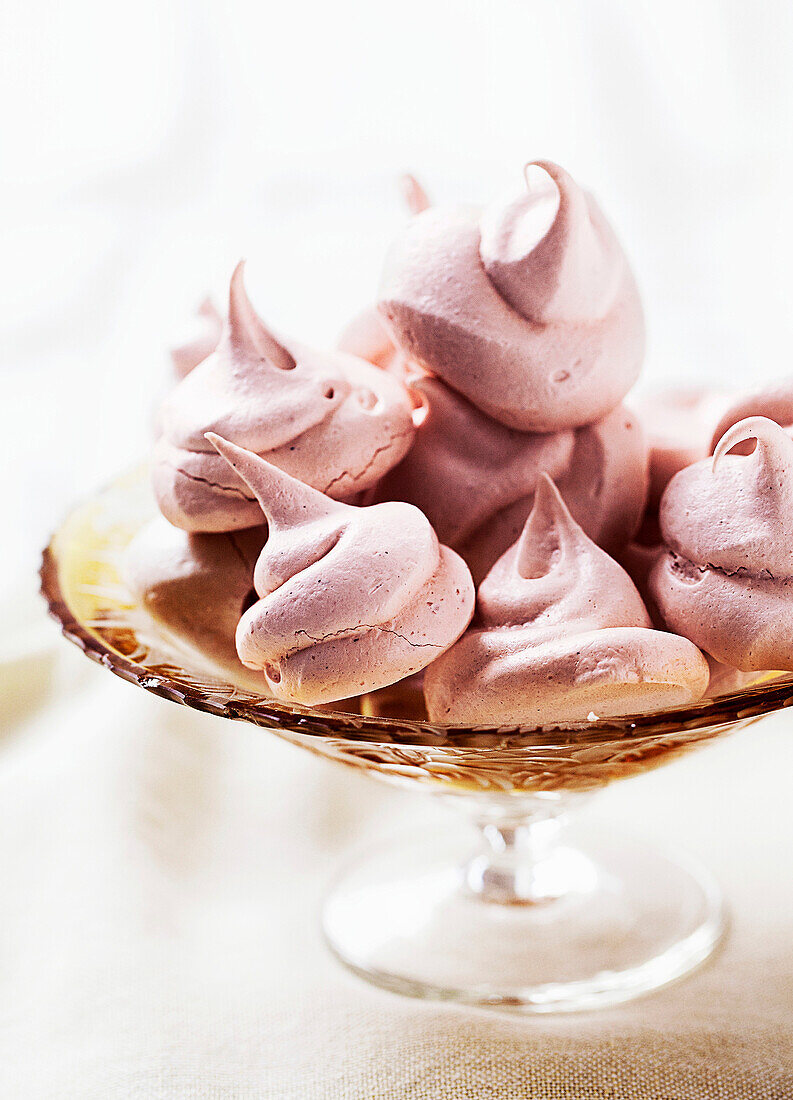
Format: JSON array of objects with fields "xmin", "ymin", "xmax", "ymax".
[{"xmin": 0, "ymin": 593, "xmax": 791, "ymax": 1099}]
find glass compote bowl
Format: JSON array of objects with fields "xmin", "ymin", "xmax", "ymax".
[{"xmin": 41, "ymin": 470, "xmax": 791, "ymax": 1012}]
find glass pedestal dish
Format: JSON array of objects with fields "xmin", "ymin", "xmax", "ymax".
[{"xmin": 41, "ymin": 471, "xmax": 791, "ymax": 1012}]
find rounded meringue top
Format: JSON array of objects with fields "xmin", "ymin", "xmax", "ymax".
[
  {"xmin": 477, "ymin": 474, "xmax": 652, "ymax": 637},
  {"xmin": 211, "ymin": 434, "xmax": 436, "ymax": 634},
  {"xmin": 660, "ymin": 416, "xmax": 793, "ymax": 578},
  {"xmin": 163, "ymin": 261, "xmax": 409, "ymax": 456},
  {"xmin": 378, "ymin": 160, "xmax": 644, "ymax": 432},
  {"xmin": 206, "ymin": 433, "xmax": 474, "ymax": 703}
]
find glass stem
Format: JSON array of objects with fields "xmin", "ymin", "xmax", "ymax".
[{"xmin": 464, "ymin": 794, "xmax": 589, "ymax": 906}]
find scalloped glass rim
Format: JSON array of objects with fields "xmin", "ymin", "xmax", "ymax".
[{"xmin": 38, "ymin": 467, "xmax": 793, "ymax": 755}]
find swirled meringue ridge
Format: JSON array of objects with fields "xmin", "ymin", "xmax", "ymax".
[
  {"xmin": 619, "ymin": 540, "xmax": 761, "ymax": 696},
  {"xmin": 651, "ymin": 416, "xmax": 793, "ymax": 670},
  {"xmin": 468, "ymin": 400, "xmax": 649, "ymax": 580},
  {"xmin": 207, "ymin": 434, "xmax": 474, "ymax": 705},
  {"xmin": 154, "ymin": 263, "xmax": 414, "ymax": 532},
  {"xmin": 424, "ymin": 477, "xmax": 708, "ymax": 726},
  {"xmin": 373, "ymin": 376, "xmax": 576, "ymax": 547},
  {"xmin": 378, "ymin": 161, "xmax": 644, "ymax": 431}
]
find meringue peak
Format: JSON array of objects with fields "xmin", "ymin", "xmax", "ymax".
[
  {"xmin": 400, "ymin": 174, "xmax": 430, "ymax": 216},
  {"xmin": 478, "ymin": 475, "xmax": 650, "ymax": 636},
  {"xmin": 516, "ymin": 474, "xmax": 580, "ymax": 580},
  {"xmin": 524, "ymin": 160, "xmax": 585, "ymax": 235},
  {"xmin": 226, "ymin": 261, "xmax": 296, "ymax": 372},
  {"xmin": 712, "ymin": 415, "xmax": 791, "ymax": 472},
  {"xmin": 651, "ymin": 413, "xmax": 793, "ymax": 671},
  {"xmin": 378, "ymin": 158, "xmax": 644, "ymax": 432},
  {"xmin": 425, "ymin": 470, "xmax": 705, "ymax": 725},
  {"xmin": 480, "ymin": 159, "xmax": 621, "ymax": 325},
  {"xmin": 211, "ymin": 439, "xmax": 474, "ymax": 705},
  {"xmin": 658, "ymin": 414, "xmax": 793, "ymax": 588},
  {"xmin": 206, "ymin": 432, "xmax": 343, "ymax": 531},
  {"xmin": 155, "ymin": 263, "xmax": 415, "ymax": 531}
]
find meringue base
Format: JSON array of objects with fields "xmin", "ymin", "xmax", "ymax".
[
  {"xmin": 254, "ymin": 547, "xmax": 473, "ymax": 706},
  {"xmin": 323, "ymin": 806, "xmax": 724, "ymax": 1012},
  {"xmin": 424, "ymin": 628, "xmax": 710, "ymax": 726}
]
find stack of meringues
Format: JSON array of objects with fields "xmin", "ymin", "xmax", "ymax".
[{"xmin": 125, "ymin": 160, "xmax": 788, "ymax": 724}]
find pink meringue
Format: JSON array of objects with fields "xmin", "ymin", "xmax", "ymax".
[
  {"xmin": 153, "ymin": 263, "xmax": 415, "ymax": 532},
  {"xmin": 424, "ymin": 477, "xmax": 708, "ymax": 726},
  {"xmin": 124, "ymin": 517, "xmax": 266, "ymax": 671},
  {"xmin": 373, "ymin": 375, "xmax": 575, "ymax": 545},
  {"xmin": 631, "ymin": 387, "xmax": 736, "ymax": 505},
  {"xmin": 650, "ymin": 416, "xmax": 793, "ymax": 671},
  {"xmin": 547, "ymin": 403, "xmax": 647, "ymax": 558},
  {"xmin": 207, "ymin": 434, "xmax": 475, "ymax": 705},
  {"xmin": 619, "ymin": 540, "xmax": 758, "ymax": 697},
  {"xmin": 710, "ymin": 377, "xmax": 793, "ymax": 454},
  {"xmin": 375, "ymin": 377, "xmax": 647, "ymax": 582},
  {"xmin": 378, "ymin": 161, "xmax": 644, "ymax": 432},
  {"xmin": 170, "ymin": 298, "xmax": 222, "ymax": 381}
]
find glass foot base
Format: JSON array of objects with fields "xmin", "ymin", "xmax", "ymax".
[{"xmin": 323, "ymin": 823, "xmax": 726, "ymax": 1012}]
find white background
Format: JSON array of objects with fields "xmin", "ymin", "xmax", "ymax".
[{"xmin": 2, "ymin": 0, "xmax": 793, "ymax": 605}]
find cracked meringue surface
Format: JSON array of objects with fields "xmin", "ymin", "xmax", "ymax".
[
  {"xmin": 424, "ymin": 476, "xmax": 708, "ymax": 726},
  {"xmin": 619, "ymin": 540, "xmax": 762, "ymax": 697},
  {"xmin": 153, "ymin": 262, "xmax": 415, "ymax": 532},
  {"xmin": 207, "ymin": 434, "xmax": 474, "ymax": 705},
  {"xmin": 651, "ymin": 416, "xmax": 793, "ymax": 671},
  {"xmin": 378, "ymin": 161, "xmax": 644, "ymax": 432}
]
